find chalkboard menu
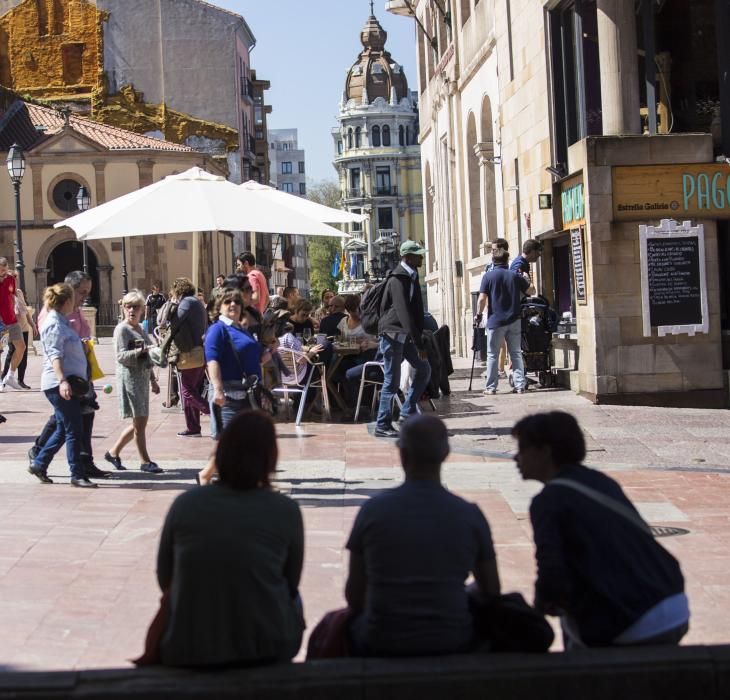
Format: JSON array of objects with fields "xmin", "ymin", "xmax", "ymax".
[
  {"xmin": 570, "ymin": 227, "xmax": 587, "ymax": 304},
  {"xmin": 646, "ymin": 237, "xmax": 702, "ymax": 327}
]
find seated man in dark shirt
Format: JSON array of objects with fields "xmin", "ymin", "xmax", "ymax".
[
  {"xmin": 318, "ymin": 295, "xmax": 346, "ymax": 337},
  {"xmin": 345, "ymin": 415, "xmax": 500, "ymax": 656},
  {"xmin": 512, "ymin": 411, "xmax": 689, "ymax": 649}
]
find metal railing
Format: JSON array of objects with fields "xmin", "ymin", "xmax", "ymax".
[
  {"xmin": 375, "ymin": 185, "xmax": 398, "ymax": 196},
  {"xmin": 346, "ymin": 188, "xmax": 363, "ymax": 199}
]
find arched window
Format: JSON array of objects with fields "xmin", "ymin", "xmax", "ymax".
[
  {"xmin": 382, "ymin": 125, "xmax": 391, "ymax": 146},
  {"xmin": 398, "ymin": 125, "xmax": 405, "ymax": 146},
  {"xmin": 355, "ymin": 126, "xmax": 362, "ymax": 148},
  {"xmin": 372, "ymin": 125, "xmax": 381, "ymax": 147},
  {"xmin": 347, "ymin": 128, "xmax": 353, "ymax": 149}
]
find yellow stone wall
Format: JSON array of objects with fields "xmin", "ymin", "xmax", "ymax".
[
  {"xmin": 0, "ymin": 0, "xmax": 238, "ymax": 154},
  {"xmin": 0, "ymin": 0, "xmax": 104, "ymax": 97}
]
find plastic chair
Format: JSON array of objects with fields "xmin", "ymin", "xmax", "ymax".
[{"xmin": 272, "ymin": 347, "xmax": 331, "ymax": 426}]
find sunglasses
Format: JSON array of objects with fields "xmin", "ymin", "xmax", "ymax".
[{"xmin": 223, "ymin": 299, "xmax": 242, "ymax": 305}]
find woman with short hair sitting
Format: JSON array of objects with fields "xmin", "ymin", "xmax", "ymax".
[{"xmin": 156, "ymin": 411, "xmax": 305, "ymax": 667}]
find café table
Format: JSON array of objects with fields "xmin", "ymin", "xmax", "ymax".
[{"xmin": 325, "ymin": 341, "xmax": 362, "ymax": 414}]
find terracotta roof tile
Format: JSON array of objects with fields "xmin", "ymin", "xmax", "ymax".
[{"xmin": 24, "ymin": 103, "xmax": 193, "ymax": 152}]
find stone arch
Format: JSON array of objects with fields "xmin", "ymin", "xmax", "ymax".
[
  {"xmin": 480, "ymin": 95, "xmax": 498, "ymax": 244},
  {"xmin": 424, "ymin": 162, "xmax": 435, "ymax": 273},
  {"xmin": 465, "ymin": 111, "xmax": 480, "ymax": 259},
  {"xmin": 35, "ymin": 229, "xmax": 113, "ymax": 308}
]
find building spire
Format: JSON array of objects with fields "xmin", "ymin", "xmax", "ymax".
[{"xmin": 369, "ymin": 0, "xmax": 374, "ymax": 16}]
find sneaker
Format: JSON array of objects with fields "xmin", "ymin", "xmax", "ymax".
[
  {"xmin": 483, "ymin": 388, "xmax": 496, "ymax": 396},
  {"xmin": 70, "ymin": 477, "xmax": 98, "ymax": 488},
  {"xmin": 177, "ymin": 430, "xmax": 201, "ymax": 437},
  {"xmin": 140, "ymin": 462, "xmax": 164, "ymax": 474},
  {"xmin": 513, "ymin": 388, "xmax": 526, "ymax": 394},
  {"xmin": 18, "ymin": 381, "xmax": 31, "ymax": 390},
  {"xmin": 3, "ymin": 375, "xmax": 22, "ymax": 390},
  {"xmin": 374, "ymin": 426, "xmax": 399, "ymax": 438},
  {"xmin": 104, "ymin": 451, "xmax": 126, "ymax": 470}
]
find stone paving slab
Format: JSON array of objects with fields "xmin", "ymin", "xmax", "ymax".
[{"xmin": 0, "ymin": 341, "xmax": 729, "ymax": 669}]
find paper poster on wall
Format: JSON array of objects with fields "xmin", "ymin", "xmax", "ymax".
[{"xmin": 639, "ymin": 219, "xmax": 708, "ymax": 337}]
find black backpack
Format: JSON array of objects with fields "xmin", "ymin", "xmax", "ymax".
[{"xmin": 360, "ymin": 270, "xmax": 392, "ymax": 336}]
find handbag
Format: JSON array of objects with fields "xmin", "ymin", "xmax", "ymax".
[
  {"xmin": 66, "ymin": 375, "xmax": 90, "ymax": 398},
  {"xmin": 148, "ymin": 345, "xmax": 167, "ymax": 368},
  {"xmin": 176, "ymin": 345, "xmax": 205, "ymax": 370},
  {"xmin": 471, "ymin": 591, "xmax": 554, "ymax": 652},
  {"xmin": 84, "ymin": 340, "xmax": 105, "ymax": 381}
]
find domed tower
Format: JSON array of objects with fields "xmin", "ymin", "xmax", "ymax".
[{"xmin": 332, "ymin": 6, "xmax": 423, "ymax": 290}]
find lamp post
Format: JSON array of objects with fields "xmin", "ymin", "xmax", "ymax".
[
  {"xmin": 6, "ymin": 144, "xmax": 26, "ymax": 291},
  {"xmin": 120, "ymin": 239, "xmax": 129, "ymax": 295},
  {"xmin": 76, "ymin": 185, "xmax": 91, "ymax": 273}
]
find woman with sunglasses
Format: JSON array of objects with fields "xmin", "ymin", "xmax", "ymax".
[
  {"xmin": 104, "ymin": 290, "xmax": 162, "ymax": 474},
  {"xmin": 197, "ymin": 289, "xmax": 270, "ymax": 485}
]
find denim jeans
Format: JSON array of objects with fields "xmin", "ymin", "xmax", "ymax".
[
  {"xmin": 376, "ymin": 334, "xmax": 431, "ymax": 429},
  {"xmin": 34, "ymin": 388, "xmax": 85, "ymax": 478},
  {"xmin": 486, "ymin": 318, "xmax": 525, "ymax": 391},
  {"xmin": 209, "ymin": 395, "xmax": 253, "ymax": 440}
]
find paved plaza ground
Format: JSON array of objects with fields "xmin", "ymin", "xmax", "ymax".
[{"xmin": 0, "ymin": 339, "xmax": 729, "ymax": 670}]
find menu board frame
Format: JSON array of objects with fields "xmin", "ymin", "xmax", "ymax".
[
  {"xmin": 570, "ymin": 226, "xmax": 587, "ymax": 305},
  {"xmin": 639, "ymin": 219, "xmax": 708, "ymax": 337}
]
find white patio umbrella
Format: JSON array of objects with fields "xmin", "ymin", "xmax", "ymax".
[
  {"xmin": 239, "ymin": 180, "xmax": 367, "ymax": 224},
  {"xmin": 55, "ymin": 167, "xmax": 348, "ymax": 239}
]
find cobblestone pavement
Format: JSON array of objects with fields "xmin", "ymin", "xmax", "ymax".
[{"xmin": 0, "ymin": 341, "xmax": 728, "ymax": 670}]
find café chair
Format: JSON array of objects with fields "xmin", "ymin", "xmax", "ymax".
[
  {"xmin": 273, "ymin": 346, "xmax": 331, "ymax": 426},
  {"xmin": 353, "ymin": 361, "xmax": 404, "ymax": 422}
]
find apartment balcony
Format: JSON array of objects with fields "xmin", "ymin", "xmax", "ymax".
[
  {"xmin": 374, "ymin": 229, "xmax": 399, "ymax": 249},
  {"xmin": 374, "ymin": 185, "xmax": 398, "ymax": 197},
  {"xmin": 240, "ymin": 77, "xmax": 254, "ymax": 102},
  {"xmin": 345, "ymin": 188, "xmax": 364, "ymax": 200}
]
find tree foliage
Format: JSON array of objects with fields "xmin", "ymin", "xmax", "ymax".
[{"xmin": 306, "ymin": 180, "xmax": 343, "ymax": 300}]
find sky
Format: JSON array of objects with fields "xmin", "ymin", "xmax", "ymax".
[{"xmin": 212, "ymin": 0, "xmax": 418, "ymax": 184}]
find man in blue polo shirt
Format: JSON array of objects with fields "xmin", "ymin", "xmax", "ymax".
[
  {"xmin": 509, "ymin": 239, "xmax": 542, "ymax": 293},
  {"xmin": 476, "ymin": 249, "xmax": 529, "ymax": 395}
]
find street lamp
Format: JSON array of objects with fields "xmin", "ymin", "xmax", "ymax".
[
  {"xmin": 76, "ymin": 185, "xmax": 91, "ymax": 273},
  {"xmin": 6, "ymin": 143, "xmax": 26, "ymax": 291}
]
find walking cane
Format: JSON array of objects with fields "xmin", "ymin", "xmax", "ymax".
[{"xmin": 468, "ymin": 319, "xmax": 481, "ymax": 391}]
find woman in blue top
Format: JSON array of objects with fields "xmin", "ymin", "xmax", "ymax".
[
  {"xmin": 29, "ymin": 284, "xmax": 96, "ymax": 488},
  {"xmin": 197, "ymin": 289, "xmax": 269, "ymax": 485}
]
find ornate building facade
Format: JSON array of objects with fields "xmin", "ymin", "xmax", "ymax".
[
  {"xmin": 390, "ymin": 0, "xmax": 730, "ymax": 407},
  {"xmin": 333, "ymin": 9, "xmax": 423, "ymax": 293}
]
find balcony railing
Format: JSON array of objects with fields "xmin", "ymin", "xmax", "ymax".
[
  {"xmin": 375, "ymin": 185, "xmax": 398, "ymax": 196},
  {"xmin": 240, "ymin": 77, "xmax": 254, "ymax": 99},
  {"xmin": 374, "ymin": 229, "xmax": 399, "ymax": 249},
  {"xmin": 346, "ymin": 188, "xmax": 363, "ymax": 199}
]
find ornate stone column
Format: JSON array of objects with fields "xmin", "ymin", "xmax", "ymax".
[{"xmin": 597, "ymin": 0, "xmax": 641, "ymax": 135}]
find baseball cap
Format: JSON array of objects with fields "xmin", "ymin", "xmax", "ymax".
[{"xmin": 399, "ymin": 240, "xmax": 426, "ymax": 257}]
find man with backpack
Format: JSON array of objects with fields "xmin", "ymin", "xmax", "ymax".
[{"xmin": 362, "ymin": 241, "xmax": 431, "ymax": 438}]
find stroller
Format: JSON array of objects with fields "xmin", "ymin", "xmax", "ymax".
[{"xmin": 509, "ymin": 295, "xmax": 558, "ymax": 389}]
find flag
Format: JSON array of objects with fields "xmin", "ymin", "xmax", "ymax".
[
  {"xmin": 349, "ymin": 252, "xmax": 358, "ymax": 278},
  {"xmin": 331, "ymin": 252, "xmax": 340, "ymax": 278},
  {"xmin": 339, "ymin": 248, "xmax": 347, "ymax": 277}
]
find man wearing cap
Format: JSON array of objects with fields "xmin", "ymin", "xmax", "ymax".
[{"xmin": 374, "ymin": 240, "xmax": 431, "ymax": 438}]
